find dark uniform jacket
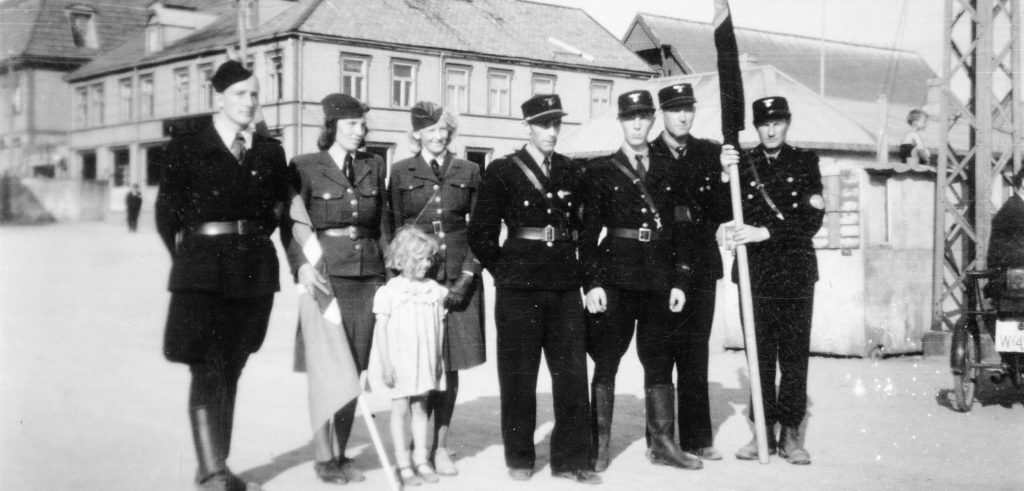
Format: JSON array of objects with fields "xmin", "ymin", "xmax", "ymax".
[
  {"xmin": 284, "ymin": 150, "xmax": 392, "ymax": 279},
  {"xmin": 731, "ymin": 143, "xmax": 825, "ymax": 294},
  {"xmin": 469, "ymin": 147, "xmax": 584, "ymax": 291},
  {"xmin": 580, "ymin": 147, "xmax": 697, "ymax": 292},
  {"xmin": 156, "ymin": 124, "xmax": 288, "ymax": 298},
  {"xmin": 987, "ymin": 193, "xmax": 1024, "ymax": 310},
  {"xmin": 389, "ymin": 153, "xmax": 482, "ymax": 282},
  {"xmin": 650, "ymin": 134, "xmax": 731, "ymax": 281}
]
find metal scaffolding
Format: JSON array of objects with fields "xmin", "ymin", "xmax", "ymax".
[{"xmin": 933, "ymin": 0, "xmax": 1022, "ymax": 331}]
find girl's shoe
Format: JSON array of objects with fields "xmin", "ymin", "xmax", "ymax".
[
  {"xmin": 415, "ymin": 462, "xmax": 440, "ymax": 484},
  {"xmin": 432, "ymin": 448, "xmax": 458, "ymax": 476},
  {"xmin": 399, "ymin": 467, "xmax": 422, "ymax": 486}
]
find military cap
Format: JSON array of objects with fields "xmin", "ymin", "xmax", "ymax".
[
  {"xmin": 521, "ymin": 94, "xmax": 567, "ymax": 124},
  {"xmin": 658, "ymin": 83, "xmax": 697, "ymax": 110},
  {"xmin": 211, "ymin": 60, "xmax": 253, "ymax": 93},
  {"xmin": 752, "ymin": 96, "xmax": 791, "ymax": 125},
  {"xmin": 411, "ymin": 101, "xmax": 444, "ymax": 131},
  {"xmin": 321, "ymin": 93, "xmax": 368, "ymax": 120},
  {"xmin": 617, "ymin": 90, "xmax": 655, "ymax": 118}
]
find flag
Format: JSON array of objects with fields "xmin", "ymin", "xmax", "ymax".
[
  {"xmin": 289, "ymin": 192, "xmax": 361, "ymax": 432},
  {"xmin": 714, "ymin": 0, "xmax": 745, "ymax": 149}
]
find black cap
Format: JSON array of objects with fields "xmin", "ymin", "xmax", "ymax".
[
  {"xmin": 411, "ymin": 101, "xmax": 444, "ymax": 131},
  {"xmin": 617, "ymin": 90, "xmax": 655, "ymax": 118},
  {"xmin": 658, "ymin": 83, "xmax": 696, "ymax": 110},
  {"xmin": 752, "ymin": 96, "xmax": 791, "ymax": 125},
  {"xmin": 321, "ymin": 93, "xmax": 368, "ymax": 120},
  {"xmin": 521, "ymin": 94, "xmax": 567, "ymax": 124},
  {"xmin": 211, "ymin": 60, "xmax": 253, "ymax": 93}
]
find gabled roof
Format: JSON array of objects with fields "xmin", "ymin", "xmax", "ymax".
[
  {"xmin": 630, "ymin": 13, "xmax": 936, "ymax": 106},
  {"xmin": 557, "ymin": 65, "xmax": 879, "ymax": 158},
  {"xmin": 70, "ymin": 0, "xmax": 654, "ymax": 81}
]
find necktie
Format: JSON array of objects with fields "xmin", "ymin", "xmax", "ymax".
[
  {"xmin": 676, "ymin": 146, "xmax": 686, "ymax": 159},
  {"xmin": 430, "ymin": 159, "xmax": 441, "ymax": 180},
  {"xmin": 344, "ymin": 154, "xmax": 354, "ymax": 183},
  {"xmin": 635, "ymin": 154, "xmax": 647, "ymax": 181},
  {"xmin": 230, "ymin": 133, "xmax": 246, "ymax": 163},
  {"xmin": 542, "ymin": 157, "xmax": 551, "ymax": 178}
]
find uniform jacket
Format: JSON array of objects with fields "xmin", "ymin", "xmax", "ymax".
[
  {"xmin": 468, "ymin": 147, "xmax": 584, "ymax": 291},
  {"xmin": 580, "ymin": 147, "xmax": 697, "ymax": 292},
  {"xmin": 155, "ymin": 124, "xmax": 288, "ymax": 298},
  {"xmin": 389, "ymin": 153, "xmax": 482, "ymax": 282},
  {"xmin": 731, "ymin": 144, "xmax": 825, "ymax": 293},
  {"xmin": 284, "ymin": 150, "xmax": 392, "ymax": 278},
  {"xmin": 987, "ymin": 193, "xmax": 1024, "ymax": 305},
  {"xmin": 650, "ymin": 134, "xmax": 731, "ymax": 281}
]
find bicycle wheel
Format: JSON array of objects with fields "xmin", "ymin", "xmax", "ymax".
[{"xmin": 951, "ymin": 317, "xmax": 980, "ymax": 412}]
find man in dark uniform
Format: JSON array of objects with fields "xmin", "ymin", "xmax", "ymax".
[
  {"xmin": 156, "ymin": 60, "xmax": 288, "ymax": 491},
  {"xmin": 581, "ymin": 90, "xmax": 701, "ymax": 472},
  {"xmin": 126, "ymin": 184, "xmax": 143, "ymax": 232},
  {"xmin": 988, "ymin": 168, "xmax": 1024, "ymax": 315},
  {"xmin": 649, "ymin": 83, "xmax": 730, "ymax": 460},
  {"xmin": 720, "ymin": 96, "xmax": 824, "ymax": 465},
  {"xmin": 468, "ymin": 94, "xmax": 600, "ymax": 485}
]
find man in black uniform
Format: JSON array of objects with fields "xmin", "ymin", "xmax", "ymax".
[
  {"xmin": 157, "ymin": 60, "xmax": 288, "ymax": 490},
  {"xmin": 581, "ymin": 90, "xmax": 701, "ymax": 472},
  {"xmin": 649, "ymin": 83, "xmax": 730, "ymax": 460},
  {"xmin": 720, "ymin": 96, "xmax": 824, "ymax": 465},
  {"xmin": 126, "ymin": 184, "xmax": 143, "ymax": 232},
  {"xmin": 468, "ymin": 94, "xmax": 600, "ymax": 485}
]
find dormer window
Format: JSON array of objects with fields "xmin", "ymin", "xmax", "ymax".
[
  {"xmin": 68, "ymin": 9, "xmax": 99, "ymax": 49},
  {"xmin": 145, "ymin": 16, "xmax": 163, "ymax": 53}
]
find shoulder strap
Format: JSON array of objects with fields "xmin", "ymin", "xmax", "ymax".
[
  {"xmin": 512, "ymin": 155, "xmax": 558, "ymax": 210},
  {"xmin": 608, "ymin": 156, "xmax": 663, "ymax": 229},
  {"xmin": 748, "ymin": 156, "xmax": 785, "ymax": 221}
]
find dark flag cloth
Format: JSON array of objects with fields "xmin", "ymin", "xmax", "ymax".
[{"xmin": 714, "ymin": 0, "xmax": 745, "ymax": 149}]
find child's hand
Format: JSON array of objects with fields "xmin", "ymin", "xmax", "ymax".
[{"xmin": 382, "ymin": 364, "xmax": 396, "ymax": 388}]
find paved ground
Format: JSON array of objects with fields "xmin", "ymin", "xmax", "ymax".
[{"xmin": 2, "ymin": 218, "xmax": 1022, "ymax": 490}]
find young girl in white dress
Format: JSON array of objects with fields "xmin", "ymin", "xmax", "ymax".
[{"xmin": 374, "ymin": 226, "xmax": 448, "ymax": 486}]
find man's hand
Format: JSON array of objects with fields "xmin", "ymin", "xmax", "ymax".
[
  {"xmin": 444, "ymin": 273, "xmax": 476, "ymax": 311},
  {"xmin": 731, "ymin": 224, "xmax": 771, "ymax": 245},
  {"xmin": 585, "ymin": 287, "xmax": 607, "ymax": 314},
  {"xmin": 669, "ymin": 288, "xmax": 686, "ymax": 313},
  {"xmin": 720, "ymin": 144, "xmax": 740, "ymax": 174},
  {"xmin": 298, "ymin": 263, "xmax": 330, "ymax": 295}
]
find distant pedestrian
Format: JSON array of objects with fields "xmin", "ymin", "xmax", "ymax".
[
  {"xmin": 389, "ymin": 100, "xmax": 484, "ymax": 477},
  {"xmin": 156, "ymin": 60, "xmax": 288, "ymax": 491},
  {"xmin": 899, "ymin": 109, "xmax": 931, "ymax": 165},
  {"xmin": 374, "ymin": 226, "xmax": 448, "ymax": 486},
  {"xmin": 125, "ymin": 184, "xmax": 142, "ymax": 232}
]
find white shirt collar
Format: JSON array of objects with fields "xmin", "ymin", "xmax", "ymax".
[
  {"xmin": 212, "ymin": 115, "xmax": 251, "ymax": 151},
  {"xmin": 525, "ymin": 141, "xmax": 550, "ymax": 167},
  {"xmin": 327, "ymin": 144, "xmax": 354, "ymax": 170},
  {"xmin": 420, "ymin": 149, "xmax": 448, "ymax": 165},
  {"xmin": 621, "ymin": 143, "xmax": 649, "ymax": 169}
]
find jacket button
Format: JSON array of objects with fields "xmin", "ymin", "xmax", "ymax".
[
  {"xmin": 643, "ymin": 222, "xmax": 649, "ymax": 227},
  {"xmin": 347, "ymin": 188, "xmax": 353, "ymax": 194},
  {"xmin": 433, "ymin": 184, "xmax": 440, "ymax": 190},
  {"xmin": 351, "ymin": 212, "xmax": 358, "ymax": 217},
  {"xmin": 546, "ymin": 192, "xmax": 553, "ymax": 198},
  {"xmin": 436, "ymin": 209, "xmax": 442, "ymax": 214},
  {"xmin": 791, "ymin": 191, "xmax": 797, "ymax": 196},
  {"xmin": 750, "ymin": 181, "xmax": 756, "ymax": 187},
  {"xmin": 546, "ymin": 241, "xmax": 553, "ymax": 247},
  {"xmin": 440, "ymin": 244, "xmax": 447, "ymax": 250},
  {"xmin": 354, "ymin": 244, "xmax": 362, "ymax": 250},
  {"xmin": 322, "ymin": 193, "xmax": 331, "ymax": 199},
  {"xmin": 747, "ymin": 194, "xmax": 753, "ymax": 199},
  {"xmin": 787, "ymin": 177, "xmax": 794, "ymax": 182},
  {"xmin": 435, "ymin": 197, "xmax": 441, "ymax": 202},
  {"xmin": 547, "ymin": 209, "xmax": 552, "ymax": 214},
  {"xmin": 350, "ymin": 199, "xmax": 357, "ymax": 205},
  {"xmin": 523, "ymin": 200, "xmax": 529, "ymax": 206},
  {"xmin": 641, "ymin": 207, "xmax": 647, "ymax": 213}
]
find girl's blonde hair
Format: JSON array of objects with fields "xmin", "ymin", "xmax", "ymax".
[{"xmin": 385, "ymin": 226, "xmax": 440, "ymax": 273}]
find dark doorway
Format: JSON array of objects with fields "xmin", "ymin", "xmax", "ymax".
[{"xmin": 81, "ymin": 152, "xmax": 97, "ymax": 180}]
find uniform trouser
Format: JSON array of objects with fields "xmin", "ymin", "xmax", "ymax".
[
  {"xmin": 673, "ymin": 277, "xmax": 717, "ymax": 449},
  {"xmin": 745, "ymin": 288, "xmax": 814, "ymax": 429},
  {"xmin": 588, "ymin": 288, "xmax": 676, "ymax": 388},
  {"xmin": 495, "ymin": 288, "xmax": 591, "ymax": 473}
]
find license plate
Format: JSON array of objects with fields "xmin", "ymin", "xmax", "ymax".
[{"xmin": 994, "ymin": 319, "xmax": 1024, "ymax": 353}]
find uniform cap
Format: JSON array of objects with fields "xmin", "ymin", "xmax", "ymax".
[
  {"xmin": 617, "ymin": 90, "xmax": 655, "ymax": 118},
  {"xmin": 658, "ymin": 83, "xmax": 697, "ymax": 110},
  {"xmin": 321, "ymin": 93, "xmax": 368, "ymax": 120},
  {"xmin": 411, "ymin": 101, "xmax": 444, "ymax": 131},
  {"xmin": 752, "ymin": 96, "xmax": 791, "ymax": 125},
  {"xmin": 211, "ymin": 60, "xmax": 253, "ymax": 92},
  {"xmin": 521, "ymin": 94, "xmax": 567, "ymax": 124}
]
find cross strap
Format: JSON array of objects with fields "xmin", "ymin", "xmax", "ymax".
[
  {"xmin": 512, "ymin": 155, "xmax": 559, "ymax": 211},
  {"xmin": 608, "ymin": 156, "xmax": 663, "ymax": 230},
  {"xmin": 749, "ymin": 157, "xmax": 785, "ymax": 221}
]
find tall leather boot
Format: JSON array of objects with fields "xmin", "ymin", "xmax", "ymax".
[
  {"xmin": 778, "ymin": 426, "xmax": 811, "ymax": 465},
  {"xmin": 644, "ymin": 385, "xmax": 702, "ymax": 470},
  {"xmin": 591, "ymin": 384, "xmax": 614, "ymax": 472},
  {"xmin": 190, "ymin": 407, "xmax": 251, "ymax": 491},
  {"xmin": 332, "ymin": 402, "xmax": 366, "ymax": 482}
]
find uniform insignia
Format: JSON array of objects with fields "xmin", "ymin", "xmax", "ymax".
[
  {"xmin": 809, "ymin": 194, "xmax": 825, "ymax": 209},
  {"xmin": 557, "ymin": 190, "xmax": 572, "ymax": 199},
  {"xmin": 629, "ymin": 93, "xmax": 641, "ymax": 103}
]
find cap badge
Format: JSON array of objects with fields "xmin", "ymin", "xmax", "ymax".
[{"xmin": 629, "ymin": 93, "xmax": 641, "ymax": 103}]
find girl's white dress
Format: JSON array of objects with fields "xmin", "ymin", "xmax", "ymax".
[{"xmin": 372, "ymin": 276, "xmax": 447, "ymax": 398}]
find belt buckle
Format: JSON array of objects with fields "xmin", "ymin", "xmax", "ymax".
[
  {"xmin": 348, "ymin": 226, "xmax": 358, "ymax": 240},
  {"xmin": 432, "ymin": 220, "xmax": 443, "ymax": 235},
  {"xmin": 544, "ymin": 225, "xmax": 555, "ymax": 242},
  {"xmin": 638, "ymin": 227, "xmax": 651, "ymax": 242}
]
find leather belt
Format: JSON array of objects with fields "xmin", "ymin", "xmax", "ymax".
[
  {"xmin": 187, "ymin": 220, "xmax": 268, "ymax": 237},
  {"xmin": 609, "ymin": 227, "xmax": 665, "ymax": 242},
  {"xmin": 320, "ymin": 226, "xmax": 379, "ymax": 240},
  {"xmin": 514, "ymin": 225, "xmax": 573, "ymax": 242},
  {"xmin": 410, "ymin": 221, "xmax": 466, "ymax": 235}
]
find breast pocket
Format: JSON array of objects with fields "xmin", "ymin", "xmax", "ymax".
[
  {"xmin": 444, "ymin": 180, "xmax": 475, "ymax": 213},
  {"xmin": 399, "ymin": 181, "xmax": 429, "ymax": 216},
  {"xmin": 357, "ymin": 185, "xmax": 381, "ymax": 222},
  {"xmin": 310, "ymin": 195, "xmax": 347, "ymax": 227}
]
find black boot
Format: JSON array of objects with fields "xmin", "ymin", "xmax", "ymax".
[
  {"xmin": 778, "ymin": 426, "xmax": 811, "ymax": 465},
  {"xmin": 644, "ymin": 385, "xmax": 702, "ymax": 470},
  {"xmin": 190, "ymin": 407, "xmax": 251, "ymax": 491},
  {"xmin": 590, "ymin": 384, "xmax": 614, "ymax": 472},
  {"xmin": 333, "ymin": 402, "xmax": 366, "ymax": 482}
]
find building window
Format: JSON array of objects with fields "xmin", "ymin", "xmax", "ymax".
[
  {"xmin": 80, "ymin": 151, "xmax": 97, "ymax": 180},
  {"xmin": 814, "ymin": 170, "xmax": 860, "ymax": 250},
  {"xmin": 145, "ymin": 23, "xmax": 163, "ymax": 53},
  {"xmin": 590, "ymin": 80, "xmax": 612, "ymax": 117},
  {"xmin": 532, "ymin": 74, "xmax": 556, "ymax": 96},
  {"xmin": 340, "ymin": 55, "xmax": 368, "ymax": 101},
  {"xmin": 173, "ymin": 67, "xmax": 190, "ymax": 114},
  {"xmin": 391, "ymin": 61, "xmax": 416, "ymax": 108},
  {"xmin": 139, "ymin": 74, "xmax": 154, "ymax": 118},
  {"xmin": 75, "ymin": 86, "xmax": 88, "ymax": 127},
  {"xmin": 89, "ymin": 83, "xmax": 104, "ymax": 126},
  {"xmin": 112, "ymin": 148, "xmax": 130, "ymax": 187},
  {"xmin": 118, "ymin": 78, "xmax": 133, "ymax": 122},
  {"xmin": 198, "ymin": 63, "xmax": 214, "ymax": 110},
  {"xmin": 487, "ymin": 69, "xmax": 512, "ymax": 116},
  {"xmin": 69, "ymin": 11, "xmax": 99, "ymax": 49},
  {"xmin": 364, "ymin": 142, "xmax": 394, "ymax": 166},
  {"xmin": 445, "ymin": 65, "xmax": 470, "ymax": 113},
  {"xmin": 465, "ymin": 148, "xmax": 492, "ymax": 169},
  {"xmin": 264, "ymin": 52, "xmax": 284, "ymax": 102}
]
